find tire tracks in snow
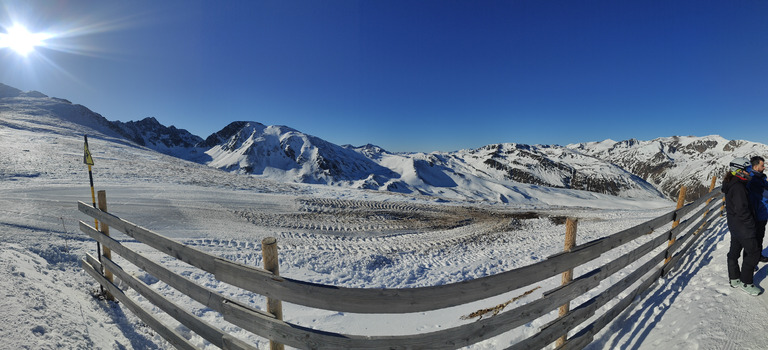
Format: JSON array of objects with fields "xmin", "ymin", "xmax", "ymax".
[{"xmin": 184, "ymin": 197, "xmax": 565, "ymax": 269}]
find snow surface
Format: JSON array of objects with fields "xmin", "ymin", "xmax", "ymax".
[{"xmin": 2, "ymin": 93, "xmax": 768, "ymax": 349}]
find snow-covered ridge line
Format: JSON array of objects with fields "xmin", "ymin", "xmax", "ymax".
[
  {"xmin": 129, "ymin": 120, "xmax": 760, "ymax": 204},
  {"xmin": 3, "ymin": 81, "xmax": 762, "ymax": 205},
  {"xmin": 567, "ymin": 135, "xmax": 759, "ymax": 201}
]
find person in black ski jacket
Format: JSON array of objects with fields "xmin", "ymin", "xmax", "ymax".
[{"xmin": 723, "ymin": 157, "xmax": 763, "ymax": 295}]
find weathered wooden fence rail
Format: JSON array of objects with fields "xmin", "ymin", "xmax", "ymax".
[{"xmin": 79, "ymin": 184, "xmax": 724, "ymax": 349}]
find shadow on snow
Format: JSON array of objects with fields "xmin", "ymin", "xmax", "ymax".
[{"xmin": 587, "ymin": 218, "xmax": 729, "ymax": 349}]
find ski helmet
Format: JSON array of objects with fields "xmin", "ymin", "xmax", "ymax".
[{"xmin": 730, "ymin": 157, "xmax": 750, "ymax": 172}]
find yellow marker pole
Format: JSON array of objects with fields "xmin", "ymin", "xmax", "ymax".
[
  {"xmin": 84, "ymin": 135, "xmax": 104, "ymax": 296},
  {"xmin": 88, "ymin": 165, "xmax": 98, "ymax": 229},
  {"xmin": 84, "ymin": 135, "xmax": 98, "ymax": 229}
]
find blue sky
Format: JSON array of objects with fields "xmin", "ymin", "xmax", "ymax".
[{"xmin": 1, "ymin": 1, "xmax": 767, "ymax": 152}]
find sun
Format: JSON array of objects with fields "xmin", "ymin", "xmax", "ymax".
[{"xmin": 0, "ymin": 25, "xmax": 50, "ymax": 56}]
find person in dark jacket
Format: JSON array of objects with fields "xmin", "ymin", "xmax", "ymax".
[
  {"xmin": 746, "ymin": 156, "xmax": 768, "ymax": 262},
  {"xmin": 723, "ymin": 157, "xmax": 763, "ymax": 295}
]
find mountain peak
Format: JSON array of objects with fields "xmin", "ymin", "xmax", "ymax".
[
  {"xmin": 110, "ymin": 117, "xmax": 203, "ymax": 156},
  {"xmin": 342, "ymin": 144, "xmax": 390, "ymax": 159},
  {"xmin": 0, "ymin": 83, "xmax": 23, "ymax": 98},
  {"xmin": 202, "ymin": 121, "xmax": 397, "ymax": 184},
  {"xmin": 198, "ymin": 121, "xmax": 265, "ymax": 148},
  {"xmin": 0, "ymin": 83, "xmax": 50, "ymax": 99}
]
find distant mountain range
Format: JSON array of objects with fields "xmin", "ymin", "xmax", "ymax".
[{"xmin": 2, "ymin": 82, "xmax": 759, "ymax": 203}]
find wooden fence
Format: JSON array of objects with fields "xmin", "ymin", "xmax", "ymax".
[{"xmin": 79, "ymin": 184, "xmax": 724, "ymax": 349}]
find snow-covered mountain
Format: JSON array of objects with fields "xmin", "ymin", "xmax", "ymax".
[
  {"xmin": 194, "ymin": 121, "xmax": 666, "ymax": 201},
  {"xmin": 199, "ymin": 121, "xmax": 398, "ymax": 185},
  {"xmin": 0, "ymin": 83, "xmax": 122, "ymax": 139},
  {"xmin": 568, "ymin": 136, "xmax": 768, "ymax": 201},
  {"xmin": 110, "ymin": 117, "xmax": 204, "ymax": 158},
  {"xmin": 1, "ymin": 82, "xmax": 671, "ymax": 210},
  {"xmin": 197, "ymin": 122, "xmax": 768, "ymax": 202},
  {"xmin": 2, "ymin": 82, "xmax": 762, "ymax": 203}
]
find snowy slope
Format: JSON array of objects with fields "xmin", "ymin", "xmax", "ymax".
[{"xmin": 0, "ymin": 83, "xmax": 123, "ymax": 140}]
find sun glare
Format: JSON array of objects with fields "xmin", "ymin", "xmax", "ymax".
[{"xmin": 0, "ymin": 25, "xmax": 50, "ymax": 56}]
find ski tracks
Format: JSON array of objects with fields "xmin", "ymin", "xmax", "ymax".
[{"xmin": 181, "ymin": 197, "xmax": 567, "ymax": 285}]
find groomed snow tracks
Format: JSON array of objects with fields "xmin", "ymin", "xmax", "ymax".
[{"xmin": 78, "ymin": 188, "xmax": 725, "ymax": 349}]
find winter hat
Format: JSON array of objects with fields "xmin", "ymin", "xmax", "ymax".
[{"xmin": 730, "ymin": 157, "xmax": 750, "ymax": 172}]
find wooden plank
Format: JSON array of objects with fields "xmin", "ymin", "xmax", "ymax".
[
  {"xmin": 674, "ymin": 189, "xmax": 721, "ymax": 219},
  {"xmin": 661, "ymin": 206, "xmax": 718, "ymax": 274},
  {"xmin": 81, "ymin": 258, "xmax": 200, "ymax": 350},
  {"xmin": 557, "ymin": 330, "xmax": 593, "ymax": 350},
  {"xmin": 669, "ymin": 198, "xmax": 716, "ymax": 238},
  {"xmin": 563, "ymin": 265, "xmax": 660, "ymax": 350},
  {"xmin": 221, "ymin": 230, "xmax": 683, "ymax": 350},
  {"xmin": 524, "ymin": 206, "xmax": 719, "ymax": 350},
  {"xmin": 79, "ymin": 202, "xmax": 216, "ymax": 272},
  {"xmin": 79, "ymin": 199, "xmax": 689, "ymax": 314},
  {"xmin": 223, "ymin": 334, "xmax": 259, "ymax": 350},
  {"xmin": 81, "ymin": 221, "xmax": 279, "ymax": 344},
  {"xmin": 661, "ymin": 201, "xmax": 715, "ymax": 263},
  {"xmin": 222, "ymin": 298, "xmax": 506, "ymax": 350},
  {"xmin": 212, "ymin": 225, "xmax": 664, "ymax": 315},
  {"xmin": 509, "ymin": 233, "xmax": 673, "ymax": 350},
  {"xmin": 548, "ymin": 253, "xmax": 665, "ymax": 350},
  {"xmin": 80, "ymin": 200, "xmax": 636, "ymax": 313},
  {"xmin": 560, "ymin": 214, "xmax": 722, "ymax": 349},
  {"xmin": 85, "ymin": 252, "xmax": 102, "ymax": 273},
  {"xmin": 662, "ymin": 211, "xmax": 719, "ymax": 276},
  {"xmin": 223, "ymin": 239, "xmax": 699, "ymax": 350},
  {"xmin": 546, "ymin": 209, "xmax": 674, "ymax": 264},
  {"xmin": 544, "ymin": 224, "xmax": 672, "ymax": 302},
  {"xmin": 560, "ymin": 192, "xmax": 718, "ymax": 281},
  {"xmin": 221, "ymin": 282, "xmax": 598, "ymax": 350},
  {"xmin": 100, "ymin": 257, "xmax": 258, "ymax": 350},
  {"xmin": 80, "ymin": 221, "xmax": 229, "ymax": 313},
  {"xmin": 78, "ymin": 195, "xmax": 720, "ymax": 316}
]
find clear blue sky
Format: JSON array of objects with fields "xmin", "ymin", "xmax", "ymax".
[{"xmin": 1, "ymin": 1, "xmax": 767, "ymax": 152}]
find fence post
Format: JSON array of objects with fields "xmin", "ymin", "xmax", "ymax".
[
  {"xmin": 97, "ymin": 190, "xmax": 115, "ymax": 301},
  {"xmin": 707, "ymin": 176, "xmax": 717, "ymax": 198},
  {"xmin": 556, "ymin": 217, "xmax": 578, "ymax": 348},
  {"xmin": 665, "ymin": 185, "xmax": 686, "ymax": 264},
  {"xmin": 695, "ymin": 177, "xmax": 718, "ymax": 234},
  {"xmin": 262, "ymin": 237, "xmax": 284, "ymax": 350}
]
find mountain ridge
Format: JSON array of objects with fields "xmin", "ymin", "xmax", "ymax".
[{"xmin": 1, "ymin": 82, "xmax": 758, "ymax": 203}]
